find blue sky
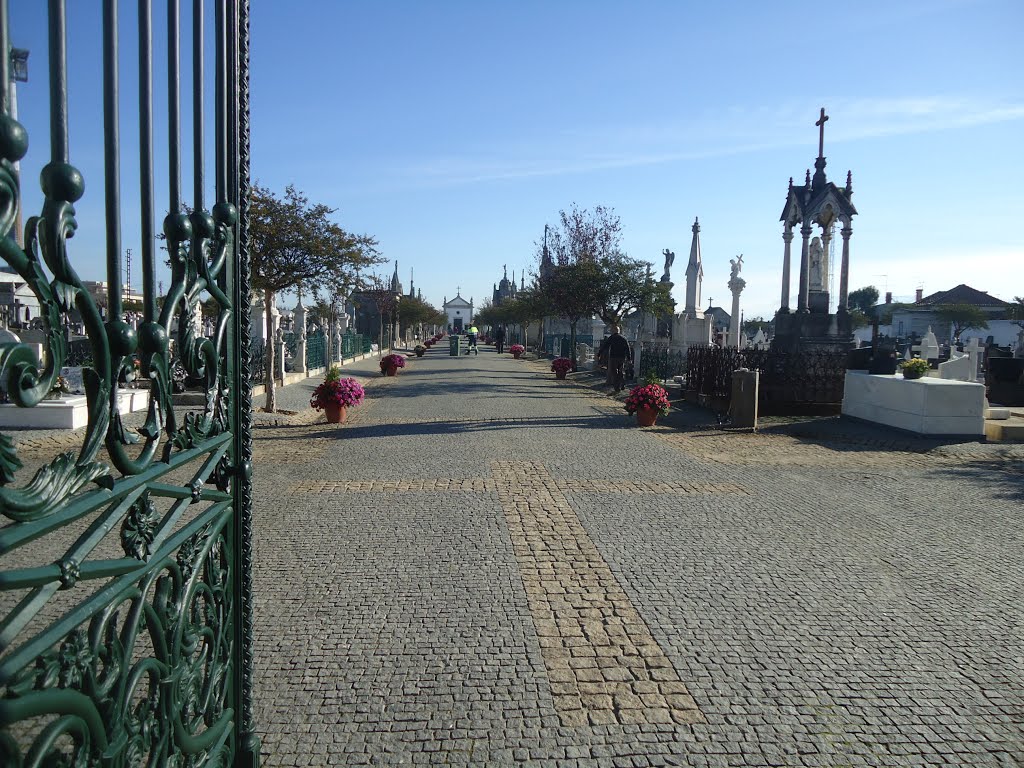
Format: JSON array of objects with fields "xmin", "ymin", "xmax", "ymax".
[{"xmin": 9, "ymin": 0, "xmax": 1023, "ymax": 319}]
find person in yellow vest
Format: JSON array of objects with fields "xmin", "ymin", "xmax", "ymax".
[{"xmin": 465, "ymin": 324, "xmax": 479, "ymax": 355}]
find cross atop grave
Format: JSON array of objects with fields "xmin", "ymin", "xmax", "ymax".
[{"xmin": 816, "ymin": 107, "xmax": 829, "ymax": 159}]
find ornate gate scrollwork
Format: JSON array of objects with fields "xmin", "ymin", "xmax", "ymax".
[{"xmin": 0, "ymin": 1, "xmax": 258, "ymax": 765}]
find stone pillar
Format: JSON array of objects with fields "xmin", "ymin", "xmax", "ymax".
[
  {"xmin": 838, "ymin": 223, "xmax": 852, "ymax": 314},
  {"xmin": 275, "ymin": 326, "xmax": 286, "ymax": 383},
  {"xmin": 797, "ymin": 222, "xmax": 812, "ymax": 313},
  {"xmin": 780, "ymin": 223, "xmax": 793, "ymax": 312},
  {"xmin": 333, "ymin": 323, "xmax": 342, "ymax": 362},
  {"xmin": 728, "ymin": 276, "xmax": 746, "ymax": 348},
  {"xmin": 293, "ymin": 301, "xmax": 307, "ymax": 374}
]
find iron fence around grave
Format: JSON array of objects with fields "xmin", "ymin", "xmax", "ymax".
[
  {"xmin": 341, "ymin": 331, "xmax": 358, "ymax": 360},
  {"xmin": 66, "ymin": 336, "xmax": 94, "ymax": 366},
  {"xmin": 685, "ymin": 345, "xmax": 848, "ymax": 415},
  {"xmin": 250, "ymin": 339, "xmax": 268, "ymax": 384},
  {"xmin": 283, "ymin": 329, "xmax": 296, "ymax": 362},
  {"xmin": 638, "ymin": 343, "xmax": 688, "ymax": 382},
  {"xmin": 545, "ymin": 333, "xmax": 595, "ymax": 357},
  {"xmin": 307, "ymin": 328, "xmax": 327, "ymax": 369}
]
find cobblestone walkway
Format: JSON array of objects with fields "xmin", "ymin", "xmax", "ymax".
[{"xmin": 251, "ymin": 346, "xmax": 1024, "ymax": 767}]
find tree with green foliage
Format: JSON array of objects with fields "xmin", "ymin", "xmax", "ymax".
[
  {"xmin": 935, "ymin": 303, "xmax": 990, "ymax": 342},
  {"xmin": 846, "ymin": 285, "xmax": 880, "ymax": 330},
  {"xmin": 539, "ymin": 204, "xmax": 647, "ymax": 365},
  {"xmin": 504, "ymin": 288, "xmax": 552, "ymax": 349},
  {"xmin": 399, "ymin": 295, "xmax": 445, "ymax": 339},
  {"xmin": 847, "ymin": 286, "xmax": 879, "ymax": 314},
  {"xmin": 250, "ymin": 184, "xmax": 381, "ymax": 412},
  {"xmin": 593, "ymin": 253, "xmax": 674, "ymax": 325},
  {"xmin": 544, "ymin": 261, "xmax": 604, "ymax": 368},
  {"xmin": 742, "ymin": 316, "xmax": 771, "ymax": 335}
]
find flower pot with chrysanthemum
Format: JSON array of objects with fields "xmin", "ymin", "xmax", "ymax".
[
  {"xmin": 624, "ymin": 383, "xmax": 670, "ymax": 426},
  {"xmin": 380, "ymin": 353, "xmax": 406, "ymax": 376},
  {"xmin": 310, "ymin": 367, "xmax": 365, "ymax": 424},
  {"xmin": 551, "ymin": 357, "xmax": 573, "ymax": 380}
]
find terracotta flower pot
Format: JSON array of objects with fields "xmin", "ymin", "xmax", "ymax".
[
  {"xmin": 902, "ymin": 369, "xmax": 924, "ymax": 380},
  {"xmin": 324, "ymin": 403, "xmax": 348, "ymax": 424},
  {"xmin": 513, "ymin": 352, "xmax": 522, "ymax": 359},
  {"xmin": 415, "ymin": 350, "xmax": 424, "ymax": 357},
  {"xmin": 385, "ymin": 365, "xmax": 398, "ymax": 376},
  {"xmin": 555, "ymin": 370, "xmax": 567, "ymax": 380},
  {"xmin": 635, "ymin": 406, "xmax": 659, "ymax": 427}
]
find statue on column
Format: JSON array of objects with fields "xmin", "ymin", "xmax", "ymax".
[
  {"xmin": 727, "ymin": 255, "xmax": 746, "ymax": 348},
  {"xmin": 729, "ymin": 254, "xmax": 744, "ymax": 285},
  {"xmin": 661, "ymin": 248, "xmax": 675, "ymax": 283}
]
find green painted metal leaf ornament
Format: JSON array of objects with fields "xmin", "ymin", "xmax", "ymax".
[
  {"xmin": 0, "ymin": 433, "xmax": 23, "ymax": 485},
  {"xmin": 0, "ymin": 452, "xmax": 109, "ymax": 522}
]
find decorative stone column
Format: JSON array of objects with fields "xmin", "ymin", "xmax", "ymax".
[
  {"xmin": 728, "ymin": 272, "xmax": 746, "ymax": 349},
  {"xmin": 333, "ymin": 322, "xmax": 342, "ymax": 362},
  {"xmin": 780, "ymin": 223, "xmax": 793, "ymax": 313},
  {"xmin": 838, "ymin": 222, "xmax": 852, "ymax": 314},
  {"xmin": 797, "ymin": 221, "xmax": 812, "ymax": 313},
  {"xmin": 293, "ymin": 300, "xmax": 307, "ymax": 374}
]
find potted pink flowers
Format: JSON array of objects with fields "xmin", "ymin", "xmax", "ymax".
[
  {"xmin": 380, "ymin": 353, "xmax": 406, "ymax": 376},
  {"xmin": 551, "ymin": 357, "xmax": 573, "ymax": 380},
  {"xmin": 510, "ymin": 344, "xmax": 525, "ymax": 359},
  {"xmin": 624, "ymin": 383, "xmax": 670, "ymax": 426},
  {"xmin": 310, "ymin": 367, "xmax": 365, "ymax": 424}
]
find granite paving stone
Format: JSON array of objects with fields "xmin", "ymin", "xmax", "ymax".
[{"xmin": 250, "ymin": 344, "xmax": 1024, "ymax": 766}]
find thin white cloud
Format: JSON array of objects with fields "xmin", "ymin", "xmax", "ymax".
[{"xmin": 386, "ymin": 96, "xmax": 1024, "ymax": 188}]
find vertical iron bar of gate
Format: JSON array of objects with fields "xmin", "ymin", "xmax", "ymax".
[
  {"xmin": 103, "ymin": 0, "xmax": 123, "ymax": 323},
  {"xmin": 138, "ymin": 0, "xmax": 156, "ymax": 323},
  {"xmin": 229, "ymin": 0, "xmax": 261, "ymax": 763}
]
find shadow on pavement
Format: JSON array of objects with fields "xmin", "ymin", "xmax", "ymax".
[
  {"xmin": 933, "ymin": 459, "xmax": 1024, "ymax": 502},
  {"xmin": 265, "ymin": 413, "xmax": 631, "ymax": 440},
  {"xmin": 363, "ymin": 380, "xmax": 584, "ymax": 399}
]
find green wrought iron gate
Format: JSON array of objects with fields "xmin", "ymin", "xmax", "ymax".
[{"xmin": 0, "ymin": 1, "xmax": 259, "ymax": 765}]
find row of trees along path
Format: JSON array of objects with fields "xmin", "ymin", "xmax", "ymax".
[
  {"xmin": 475, "ymin": 204, "xmax": 673, "ymax": 367},
  {"xmin": 249, "ymin": 184, "xmax": 381, "ymax": 413}
]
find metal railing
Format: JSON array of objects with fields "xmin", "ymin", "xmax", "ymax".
[
  {"xmin": 685, "ymin": 345, "xmax": 848, "ymax": 413},
  {"xmin": 307, "ymin": 328, "xmax": 326, "ymax": 369},
  {"xmin": 544, "ymin": 333, "xmax": 594, "ymax": 357},
  {"xmin": 638, "ymin": 343, "xmax": 688, "ymax": 382}
]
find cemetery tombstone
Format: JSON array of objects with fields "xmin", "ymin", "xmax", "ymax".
[{"xmin": 938, "ymin": 353, "xmax": 972, "ymax": 381}]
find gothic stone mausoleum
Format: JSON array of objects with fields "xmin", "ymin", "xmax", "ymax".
[{"xmin": 772, "ymin": 108, "xmax": 858, "ymax": 353}]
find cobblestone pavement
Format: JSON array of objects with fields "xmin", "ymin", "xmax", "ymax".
[{"xmin": 251, "ymin": 345, "xmax": 1024, "ymax": 767}]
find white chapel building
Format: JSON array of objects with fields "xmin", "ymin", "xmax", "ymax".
[{"xmin": 442, "ymin": 293, "xmax": 473, "ymax": 332}]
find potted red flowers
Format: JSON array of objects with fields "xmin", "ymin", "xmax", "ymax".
[
  {"xmin": 624, "ymin": 383, "xmax": 670, "ymax": 426},
  {"xmin": 380, "ymin": 353, "xmax": 406, "ymax": 376},
  {"xmin": 310, "ymin": 367, "xmax": 365, "ymax": 424},
  {"xmin": 510, "ymin": 344, "xmax": 525, "ymax": 359},
  {"xmin": 551, "ymin": 357, "xmax": 573, "ymax": 380}
]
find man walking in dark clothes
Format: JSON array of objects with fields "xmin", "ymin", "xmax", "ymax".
[
  {"xmin": 605, "ymin": 325, "xmax": 631, "ymax": 392},
  {"xmin": 494, "ymin": 324, "xmax": 506, "ymax": 354}
]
